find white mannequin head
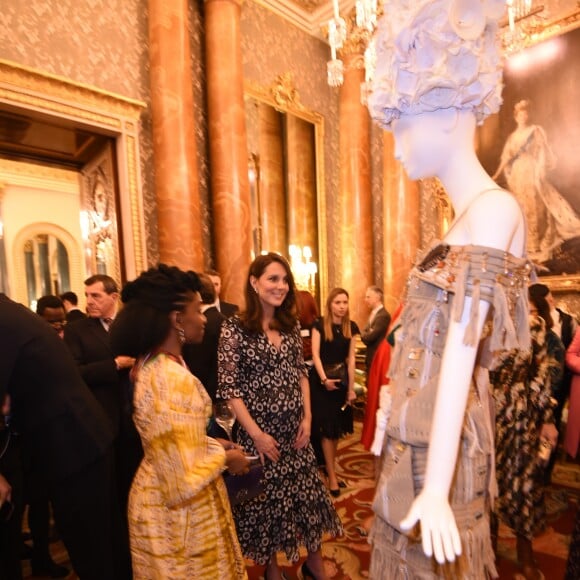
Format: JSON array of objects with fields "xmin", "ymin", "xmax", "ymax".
[
  {"xmin": 392, "ymin": 108, "xmax": 476, "ymax": 180},
  {"xmin": 368, "ymin": 0, "xmax": 503, "ymax": 129}
]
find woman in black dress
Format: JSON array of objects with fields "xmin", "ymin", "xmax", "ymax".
[
  {"xmin": 217, "ymin": 253, "xmax": 342, "ymax": 580},
  {"xmin": 311, "ymin": 288, "xmax": 360, "ymax": 496}
]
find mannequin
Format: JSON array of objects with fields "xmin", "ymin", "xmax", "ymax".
[
  {"xmin": 395, "ymin": 109, "xmax": 524, "ymax": 563},
  {"xmin": 366, "ymin": 0, "xmax": 531, "ymax": 577}
]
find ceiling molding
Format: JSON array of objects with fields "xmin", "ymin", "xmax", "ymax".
[{"xmin": 250, "ymin": 0, "xmax": 355, "ymax": 40}]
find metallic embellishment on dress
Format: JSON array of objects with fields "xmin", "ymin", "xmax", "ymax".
[
  {"xmin": 408, "ymin": 348, "xmax": 423, "ymax": 360},
  {"xmin": 481, "ymin": 252, "xmax": 488, "ymax": 272},
  {"xmin": 406, "ymin": 367, "xmax": 419, "ymax": 379},
  {"xmin": 417, "ymin": 243, "xmax": 451, "ymax": 272}
]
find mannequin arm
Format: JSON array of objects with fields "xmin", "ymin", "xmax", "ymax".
[
  {"xmin": 400, "ymin": 298, "xmax": 490, "ymax": 563},
  {"xmin": 400, "ymin": 189, "xmax": 521, "ymax": 563}
]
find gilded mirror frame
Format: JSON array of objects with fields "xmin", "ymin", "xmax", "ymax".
[
  {"xmin": 244, "ymin": 74, "xmax": 328, "ymax": 307},
  {"xmin": 0, "ymin": 59, "xmax": 147, "ymax": 288}
]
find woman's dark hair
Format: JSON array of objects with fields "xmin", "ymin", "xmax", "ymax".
[
  {"xmin": 529, "ymin": 292, "xmax": 553, "ymax": 330},
  {"xmin": 240, "ymin": 252, "xmax": 298, "ymax": 333},
  {"xmin": 110, "ymin": 264, "xmax": 201, "ymax": 357}
]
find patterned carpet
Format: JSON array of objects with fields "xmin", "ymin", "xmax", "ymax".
[{"xmin": 24, "ymin": 422, "xmax": 580, "ymax": 579}]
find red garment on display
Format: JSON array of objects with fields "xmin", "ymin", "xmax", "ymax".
[{"xmin": 360, "ymin": 303, "xmax": 403, "ymax": 451}]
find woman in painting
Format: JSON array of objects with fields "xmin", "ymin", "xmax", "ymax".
[
  {"xmin": 493, "ymin": 99, "xmax": 580, "ymax": 265},
  {"xmin": 366, "ymin": 0, "xmax": 531, "ymax": 577},
  {"xmin": 110, "ymin": 264, "xmax": 248, "ymax": 579},
  {"xmin": 217, "ymin": 253, "xmax": 342, "ymax": 580},
  {"xmin": 310, "ymin": 288, "xmax": 359, "ymax": 496}
]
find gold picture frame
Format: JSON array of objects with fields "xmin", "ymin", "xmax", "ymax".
[{"xmin": 477, "ymin": 10, "xmax": 580, "ymax": 292}]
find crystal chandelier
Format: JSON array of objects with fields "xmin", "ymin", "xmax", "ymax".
[
  {"xmin": 288, "ymin": 245, "xmax": 318, "ymax": 294},
  {"xmin": 326, "ymin": 0, "xmax": 380, "ymax": 90},
  {"xmin": 502, "ymin": 1, "xmax": 545, "ymax": 54}
]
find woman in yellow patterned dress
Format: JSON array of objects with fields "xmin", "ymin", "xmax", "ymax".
[{"xmin": 110, "ymin": 264, "xmax": 248, "ymax": 579}]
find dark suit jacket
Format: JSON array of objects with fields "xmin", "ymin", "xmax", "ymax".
[
  {"xmin": 219, "ymin": 300, "xmax": 239, "ymax": 318},
  {"xmin": 66, "ymin": 308, "xmax": 87, "ymax": 323},
  {"xmin": 555, "ymin": 308, "xmax": 577, "ymax": 403},
  {"xmin": 361, "ymin": 306, "xmax": 391, "ymax": 372},
  {"xmin": 182, "ymin": 306, "xmax": 226, "ymax": 402},
  {"xmin": 63, "ymin": 316, "xmax": 126, "ymax": 435},
  {"xmin": 0, "ymin": 295, "xmax": 113, "ymax": 484}
]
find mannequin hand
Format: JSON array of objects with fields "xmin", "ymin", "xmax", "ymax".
[
  {"xmin": 252, "ymin": 430, "xmax": 281, "ymax": 463},
  {"xmin": 225, "ymin": 449, "xmax": 251, "ymax": 475},
  {"xmin": 294, "ymin": 417, "xmax": 311, "ymax": 449},
  {"xmin": 323, "ymin": 379, "xmax": 341, "ymax": 391},
  {"xmin": 540, "ymin": 422, "xmax": 558, "ymax": 448},
  {"xmin": 400, "ymin": 491, "xmax": 462, "ymax": 564}
]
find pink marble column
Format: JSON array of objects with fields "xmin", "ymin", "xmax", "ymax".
[
  {"xmin": 149, "ymin": 0, "xmax": 204, "ymax": 270},
  {"xmin": 205, "ymin": 0, "xmax": 252, "ymax": 305},
  {"xmin": 339, "ymin": 50, "xmax": 373, "ymax": 327},
  {"xmin": 382, "ymin": 131, "xmax": 420, "ymax": 308}
]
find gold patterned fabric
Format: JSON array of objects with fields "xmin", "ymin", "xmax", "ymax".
[{"xmin": 129, "ymin": 353, "xmax": 247, "ymax": 579}]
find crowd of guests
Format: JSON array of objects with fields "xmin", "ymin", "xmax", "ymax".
[
  {"xmin": 0, "ymin": 260, "xmax": 371, "ymax": 580},
  {"xmin": 2, "ymin": 254, "xmax": 580, "ymax": 580}
]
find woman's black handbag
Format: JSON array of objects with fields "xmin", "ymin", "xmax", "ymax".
[{"xmin": 323, "ymin": 362, "xmax": 347, "ymax": 382}]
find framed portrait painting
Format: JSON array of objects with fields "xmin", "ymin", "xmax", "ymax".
[{"xmin": 477, "ymin": 20, "xmax": 580, "ymax": 291}]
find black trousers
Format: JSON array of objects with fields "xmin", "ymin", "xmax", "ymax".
[{"xmin": 48, "ymin": 447, "xmax": 132, "ymax": 580}]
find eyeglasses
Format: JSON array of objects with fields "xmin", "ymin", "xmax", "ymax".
[{"xmin": 48, "ymin": 320, "xmax": 67, "ymax": 328}]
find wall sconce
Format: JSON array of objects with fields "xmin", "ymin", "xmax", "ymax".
[{"xmin": 289, "ymin": 244, "xmax": 318, "ymax": 295}]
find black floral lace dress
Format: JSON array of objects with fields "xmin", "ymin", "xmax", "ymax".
[
  {"xmin": 217, "ymin": 317, "xmax": 343, "ymax": 565},
  {"xmin": 490, "ymin": 315, "xmax": 559, "ymax": 540}
]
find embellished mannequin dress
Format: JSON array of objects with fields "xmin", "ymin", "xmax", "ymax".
[{"xmin": 370, "ymin": 243, "xmax": 531, "ymax": 579}]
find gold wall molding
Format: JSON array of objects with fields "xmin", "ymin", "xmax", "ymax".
[
  {"xmin": 0, "ymin": 59, "xmax": 147, "ymax": 280},
  {"xmin": 0, "ymin": 159, "xmax": 78, "ymax": 192}
]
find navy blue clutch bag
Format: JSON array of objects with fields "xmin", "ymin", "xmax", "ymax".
[{"xmin": 224, "ymin": 464, "xmax": 264, "ymax": 506}]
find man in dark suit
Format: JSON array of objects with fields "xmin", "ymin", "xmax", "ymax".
[
  {"xmin": 0, "ymin": 294, "xmax": 126, "ymax": 579},
  {"xmin": 63, "ymin": 276, "xmax": 134, "ymax": 433},
  {"xmin": 63, "ymin": 274, "xmax": 140, "ymax": 578},
  {"xmin": 182, "ymin": 274, "xmax": 226, "ymax": 402},
  {"xmin": 361, "ymin": 286, "xmax": 391, "ymax": 374},
  {"xmin": 60, "ymin": 291, "xmax": 86, "ymax": 323},
  {"xmin": 206, "ymin": 269, "xmax": 239, "ymax": 317}
]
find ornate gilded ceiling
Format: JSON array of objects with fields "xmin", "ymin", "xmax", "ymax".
[
  {"xmin": 253, "ymin": 0, "xmax": 354, "ymax": 38},
  {"xmin": 254, "ymin": 0, "xmax": 580, "ymax": 40}
]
